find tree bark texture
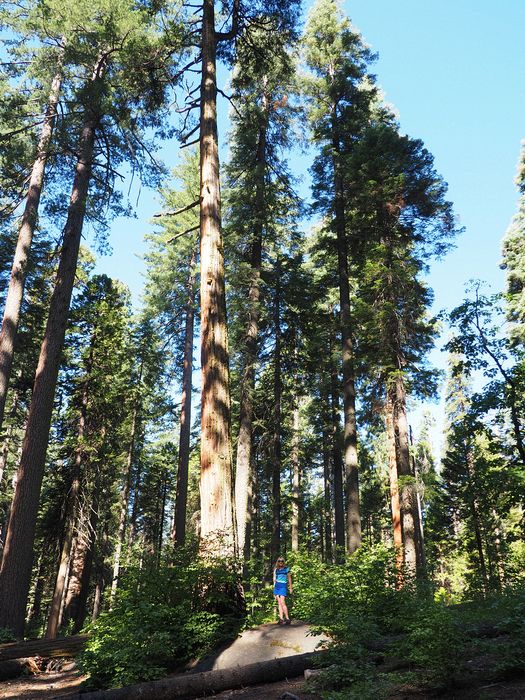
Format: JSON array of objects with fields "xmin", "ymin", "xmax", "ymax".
[
  {"xmin": 271, "ymin": 259, "xmax": 282, "ymax": 562},
  {"xmin": 111, "ymin": 397, "xmax": 139, "ymax": 601},
  {"xmin": 199, "ymin": 0, "xmax": 235, "ymax": 556},
  {"xmin": 389, "ymin": 375, "xmax": 421, "ymax": 574},
  {"xmin": 0, "ymin": 58, "xmax": 64, "ymax": 434},
  {"xmin": 385, "ymin": 395, "xmax": 403, "ymax": 574},
  {"xmin": 173, "ymin": 247, "xmax": 197, "ymax": 547},
  {"xmin": 291, "ymin": 401, "xmax": 301, "ymax": 552},
  {"xmin": 234, "ymin": 96, "xmax": 267, "ymax": 560},
  {"xmin": 58, "ymin": 650, "xmax": 327, "ymax": 700},
  {"xmin": 0, "ymin": 108, "xmax": 98, "ymax": 637},
  {"xmin": 64, "ymin": 491, "xmax": 98, "ymax": 634},
  {"xmin": 321, "ymin": 387, "xmax": 333, "ymax": 562},
  {"xmin": 331, "ymin": 114, "xmax": 361, "ymax": 555},
  {"xmin": 330, "ymin": 358, "xmax": 345, "ymax": 557},
  {"xmin": 46, "ymin": 374, "xmax": 89, "ymax": 639}
]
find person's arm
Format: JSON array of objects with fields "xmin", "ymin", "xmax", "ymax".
[
  {"xmin": 273, "ymin": 568, "xmax": 276, "ymax": 585},
  {"xmin": 288, "ymin": 571, "xmax": 293, "ymax": 594}
]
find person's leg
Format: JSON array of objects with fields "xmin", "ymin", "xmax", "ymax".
[
  {"xmin": 281, "ymin": 596, "xmax": 290, "ymax": 621},
  {"xmin": 277, "ymin": 595, "xmax": 286, "ymax": 621}
]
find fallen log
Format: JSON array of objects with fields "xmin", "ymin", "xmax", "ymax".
[
  {"xmin": 0, "ymin": 634, "xmax": 89, "ymax": 662},
  {"xmin": 55, "ymin": 650, "xmax": 328, "ymax": 700},
  {"xmin": 0, "ymin": 657, "xmax": 40, "ymax": 681}
]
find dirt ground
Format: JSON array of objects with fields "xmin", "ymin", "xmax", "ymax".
[
  {"xmin": 0, "ymin": 663, "xmax": 87, "ymax": 699},
  {"xmin": 1, "ymin": 669, "xmax": 525, "ymax": 699}
]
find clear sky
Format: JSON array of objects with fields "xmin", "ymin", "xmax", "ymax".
[{"xmin": 94, "ymin": 0, "xmax": 525, "ymax": 445}]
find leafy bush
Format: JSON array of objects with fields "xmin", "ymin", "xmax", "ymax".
[
  {"xmin": 79, "ymin": 552, "xmax": 242, "ymax": 689},
  {"xmin": 402, "ymin": 600, "xmax": 468, "ymax": 688},
  {"xmin": 0, "ymin": 627, "xmax": 16, "ymax": 643}
]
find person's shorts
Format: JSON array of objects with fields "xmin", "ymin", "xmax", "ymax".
[{"xmin": 274, "ymin": 583, "xmax": 287, "ymax": 596}]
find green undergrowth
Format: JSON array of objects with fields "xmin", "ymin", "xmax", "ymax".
[
  {"xmin": 78, "ymin": 547, "xmax": 243, "ymax": 689},
  {"xmin": 273, "ymin": 548, "xmax": 525, "ymax": 699},
  {"xmin": 78, "ymin": 544, "xmax": 525, "ymax": 695}
]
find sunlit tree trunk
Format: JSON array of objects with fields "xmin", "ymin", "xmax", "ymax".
[
  {"xmin": 64, "ymin": 478, "xmax": 100, "ymax": 633},
  {"xmin": 0, "ymin": 56, "xmax": 64, "ymax": 435},
  {"xmin": 46, "ymin": 373, "xmax": 89, "ymax": 639},
  {"xmin": 291, "ymin": 400, "xmax": 301, "ymax": 552},
  {"xmin": 385, "ymin": 395, "xmax": 403, "ymax": 574},
  {"xmin": 331, "ymin": 115, "xmax": 361, "ymax": 555},
  {"xmin": 389, "ymin": 375, "xmax": 421, "ymax": 574},
  {"xmin": 271, "ymin": 259, "xmax": 282, "ymax": 562},
  {"xmin": 234, "ymin": 97, "xmax": 267, "ymax": 560},
  {"xmin": 0, "ymin": 104, "xmax": 99, "ymax": 637},
  {"xmin": 110, "ymin": 396, "xmax": 139, "ymax": 602},
  {"xmin": 173, "ymin": 249, "xmax": 197, "ymax": 547},
  {"xmin": 199, "ymin": 0, "xmax": 235, "ymax": 556}
]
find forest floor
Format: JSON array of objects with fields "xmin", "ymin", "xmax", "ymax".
[
  {"xmin": 0, "ymin": 620, "xmax": 524, "ymax": 699},
  {"xmin": 2, "ymin": 668, "xmax": 525, "ymax": 699}
]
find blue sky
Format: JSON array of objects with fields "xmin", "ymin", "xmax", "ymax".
[{"xmin": 94, "ymin": 0, "xmax": 525, "ymax": 445}]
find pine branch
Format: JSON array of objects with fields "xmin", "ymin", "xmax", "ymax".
[{"xmin": 154, "ymin": 200, "xmax": 200, "ymax": 218}]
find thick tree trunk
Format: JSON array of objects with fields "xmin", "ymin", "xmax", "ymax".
[
  {"xmin": 389, "ymin": 375, "xmax": 421, "ymax": 574},
  {"xmin": 64, "ymin": 495, "xmax": 98, "ymax": 634},
  {"xmin": 234, "ymin": 97, "xmax": 267, "ymax": 560},
  {"xmin": 291, "ymin": 402, "xmax": 301, "ymax": 552},
  {"xmin": 331, "ymin": 114, "xmax": 361, "ymax": 555},
  {"xmin": 0, "ymin": 107, "xmax": 98, "ymax": 637},
  {"xmin": 0, "ymin": 59, "xmax": 63, "ymax": 434},
  {"xmin": 46, "ymin": 375, "xmax": 89, "ymax": 639},
  {"xmin": 330, "ymin": 359, "xmax": 345, "ymax": 557},
  {"xmin": 0, "ymin": 387, "xmax": 20, "ymax": 487},
  {"xmin": 271, "ymin": 260, "xmax": 282, "ymax": 562},
  {"xmin": 199, "ymin": 0, "xmax": 234, "ymax": 556},
  {"xmin": 385, "ymin": 395, "xmax": 403, "ymax": 574},
  {"xmin": 173, "ymin": 248, "xmax": 197, "ymax": 547}
]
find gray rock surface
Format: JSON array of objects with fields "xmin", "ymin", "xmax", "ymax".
[{"xmin": 191, "ymin": 621, "xmax": 328, "ymax": 672}]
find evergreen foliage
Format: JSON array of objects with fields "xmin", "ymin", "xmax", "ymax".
[{"xmin": 0, "ymin": 1, "xmax": 523, "ymax": 697}]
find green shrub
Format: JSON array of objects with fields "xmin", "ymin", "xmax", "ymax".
[
  {"xmin": 0, "ymin": 627, "xmax": 16, "ymax": 643},
  {"xmin": 402, "ymin": 601, "xmax": 468, "ymax": 688},
  {"xmin": 79, "ymin": 553, "xmax": 242, "ymax": 689}
]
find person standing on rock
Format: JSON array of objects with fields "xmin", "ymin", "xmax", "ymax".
[{"xmin": 273, "ymin": 556, "xmax": 293, "ymax": 624}]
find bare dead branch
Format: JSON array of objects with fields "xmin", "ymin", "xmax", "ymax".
[
  {"xmin": 166, "ymin": 224, "xmax": 200, "ymax": 244},
  {"xmin": 154, "ymin": 199, "xmax": 200, "ymax": 218}
]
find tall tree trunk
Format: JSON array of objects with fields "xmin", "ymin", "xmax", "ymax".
[
  {"xmin": 0, "ymin": 386, "xmax": 20, "ymax": 487},
  {"xmin": 331, "ymin": 114, "xmax": 361, "ymax": 555},
  {"xmin": 271, "ymin": 260, "xmax": 282, "ymax": 562},
  {"xmin": 409, "ymin": 425, "xmax": 426, "ymax": 572},
  {"xmin": 234, "ymin": 96, "xmax": 267, "ymax": 560},
  {"xmin": 110, "ymin": 397, "xmax": 139, "ymax": 602},
  {"xmin": 0, "ymin": 104, "xmax": 99, "ymax": 637},
  {"xmin": 465, "ymin": 449, "xmax": 489, "ymax": 589},
  {"xmin": 385, "ymin": 394, "xmax": 403, "ymax": 574},
  {"xmin": 199, "ymin": 0, "xmax": 234, "ymax": 556},
  {"xmin": 0, "ymin": 57, "xmax": 64, "ymax": 434},
  {"xmin": 173, "ymin": 248, "xmax": 197, "ymax": 547},
  {"xmin": 389, "ymin": 375, "xmax": 421, "ymax": 574},
  {"xmin": 291, "ymin": 401, "xmax": 300, "ymax": 552},
  {"xmin": 64, "ymin": 478, "xmax": 100, "ymax": 634},
  {"xmin": 321, "ymin": 386, "xmax": 333, "ymax": 563},
  {"xmin": 330, "ymin": 357, "xmax": 345, "ymax": 558},
  {"xmin": 46, "ymin": 373, "xmax": 89, "ymax": 639}
]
